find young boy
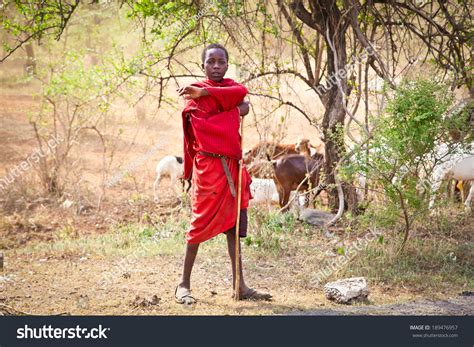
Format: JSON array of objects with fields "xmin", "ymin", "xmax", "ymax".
[{"xmin": 175, "ymin": 43, "xmax": 272, "ymax": 304}]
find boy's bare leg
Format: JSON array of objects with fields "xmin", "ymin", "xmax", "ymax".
[{"xmin": 178, "ymin": 243, "xmax": 200, "ymax": 290}]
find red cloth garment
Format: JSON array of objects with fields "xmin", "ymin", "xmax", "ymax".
[{"xmin": 181, "ymin": 78, "xmax": 252, "ymax": 244}]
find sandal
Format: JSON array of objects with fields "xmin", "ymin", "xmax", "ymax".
[
  {"xmin": 234, "ymin": 288, "xmax": 272, "ymax": 301},
  {"xmin": 175, "ymin": 286, "xmax": 197, "ymax": 305}
]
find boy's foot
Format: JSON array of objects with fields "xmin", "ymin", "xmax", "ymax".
[
  {"xmin": 233, "ymin": 288, "xmax": 272, "ymax": 301},
  {"xmin": 175, "ymin": 285, "xmax": 196, "ymax": 305}
]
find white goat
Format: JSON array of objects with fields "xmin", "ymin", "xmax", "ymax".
[
  {"xmin": 249, "ymin": 178, "xmax": 305, "ymax": 207},
  {"xmin": 153, "ymin": 155, "xmax": 184, "ymax": 203},
  {"xmin": 250, "ymin": 178, "xmax": 280, "ymax": 204},
  {"xmin": 430, "ymin": 156, "xmax": 474, "ymax": 212},
  {"xmin": 448, "ymin": 157, "xmax": 474, "ymax": 212},
  {"xmin": 428, "ymin": 142, "xmax": 474, "ymax": 212}
]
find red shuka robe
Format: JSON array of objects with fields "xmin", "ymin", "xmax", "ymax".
[{"xmin": 182, "ymin": 78, "xmax": 252, "ymax": 244}]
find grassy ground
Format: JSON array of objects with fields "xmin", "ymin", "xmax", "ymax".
[{"xmin": 1, "ymin": 196, "xmax": 472, "ymax": 315}]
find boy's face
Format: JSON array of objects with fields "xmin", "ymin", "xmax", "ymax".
[{"xmin": 202, "ymin": 48, "xmax": 228, "ymax": 82}]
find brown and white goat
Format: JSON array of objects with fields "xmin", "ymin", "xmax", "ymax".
[
  {"xmin": 244, "ymin": 141, "xmax": 299, "ymax": 165},
  {"xmin": 245, "ymin": 138, "xmax": 322, "ymax": 179},
  {"xmin": 295, "ymin": 137, "xmax": 325, "ymax": 161}
]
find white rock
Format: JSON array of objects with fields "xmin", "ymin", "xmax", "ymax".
[{"xmin": 324, "ymin": 277, "xmax": 369, "ymax": 304}]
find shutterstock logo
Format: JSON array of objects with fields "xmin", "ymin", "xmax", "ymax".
[{"xmin": 17, "ymin": 324, "xmax": 110, "ymax": 339}]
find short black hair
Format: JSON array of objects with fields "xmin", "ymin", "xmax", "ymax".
[{"xmin": 201, "ymin": 43, "xmax": 229, "ymax": 63}]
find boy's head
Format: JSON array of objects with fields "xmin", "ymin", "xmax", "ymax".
[{"xmin": 201, "ymin": 43, "xmax": 229, "ymax": 82}]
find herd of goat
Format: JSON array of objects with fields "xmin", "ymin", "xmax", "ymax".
[{"xmin": 153, "ymin": 138, "xmax": 474, "ymax": 213}]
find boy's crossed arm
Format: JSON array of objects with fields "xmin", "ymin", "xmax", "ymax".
[
  {"xmin": 177, "ymin": 85, "xmax": 208, "ymax": 100},
  {"xmin": 178, "ymin": 85, "xmax": 250, "ymax": 116}
]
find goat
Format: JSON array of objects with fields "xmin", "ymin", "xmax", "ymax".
[
  {"xmin": 449, "ymin": 158, "xmax": 474, "ymax": 212},
  {"xmin": 245, "ymin": 138, "xmax": 322, "ymax": 179},
  {"xmin": 295, "ymin": 138, "xmax": 312, "ymax": 159},
  {"xmin": 250, "ymin": 178, "xmax": 280, "ymax": 204},
  {"xmin": 272, "ymin": 154, "xmax": 324, "ymax": 211},
  {"xmin": 428, "ymin": 141, "xmax": 474, "ymax": 212},
  {"xmin": 430, "ymin": 155, "xmax": 474, "ymax": 212},
  {"xmin": 153, "ymin": 155, "xmax": 190, "ymax": 203},
  {"xmin": 295, "ymin": 137, "xmax": 324, "ymax": 160},
  {"xmin": 244, "ymin": 141, "xmax": 299, "ymax": 165},
  {"xmin": 249, "ymin": 178, "xmax": 306, "ymax": 208}
]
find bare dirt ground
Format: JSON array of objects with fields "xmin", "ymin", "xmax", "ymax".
[
  {"xmin": 1, "ymin": 233, "xmax": 472, "ymax": 316},
  {"xmin": 1, "ymin": 81, "xmax": 472, "ymax": 316}
]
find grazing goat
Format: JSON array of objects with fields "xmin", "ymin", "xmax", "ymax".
[
  {"xmin": 245, "ymin": 138, "xmax": 322, "ymax": 178},
  {"xmin": 250, "ymin": 178, "xmax": 280, "ymax": 204},
  {"xmin": 428, "ymin": 141, "xmax": 474, "ymax": 212},
  {"xmin": 272, "ymin": 154, "xmax": 324, "ymax": 211},
  {"xmin": 244, "ymin": 141, "xmax": 299, "ymax": 165},
  {"xmin": 153, "ymin": 155, "xmax": 189, "ymax": 203},
  {"xmin": 249, "ymin": 178, "xmax": 306, "ymax": 208},
  {"xmin": 430, "ymin": 155, "xmax": 474, "ymax": 212}
]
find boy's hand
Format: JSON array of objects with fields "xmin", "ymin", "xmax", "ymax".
[
  {"xmin": 177, "ymin": 86, "xmax": 209, "ymax": 99},
  {"xmin": 237, "ymin": 101, "xmax": 250, "ymax": 117}
]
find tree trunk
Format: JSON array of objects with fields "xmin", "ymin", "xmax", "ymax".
[
  {"xmin": 287, "ymin": 0, "xmax": 360, "ymax": 213},
  {"xmin": 320, "ymin": 9, "xmax": 358, "ymax": 213}
]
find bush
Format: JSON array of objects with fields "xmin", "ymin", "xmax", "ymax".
[{"xmin": 342, "ymin": 78, "xmax": 468, "ymax": 250}]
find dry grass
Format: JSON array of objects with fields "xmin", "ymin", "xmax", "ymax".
[{"xmin": 1, "ymin": 200, "xmax": 472, "ymax": 315}]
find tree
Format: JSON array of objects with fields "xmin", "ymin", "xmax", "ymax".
[
  {"xmin": 260, "ymin": 0, "xmax": 472, "ymax": 211},
  {"xmin": 1, "ymin": 0, "xmax": 472, "ymax": 212}
]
